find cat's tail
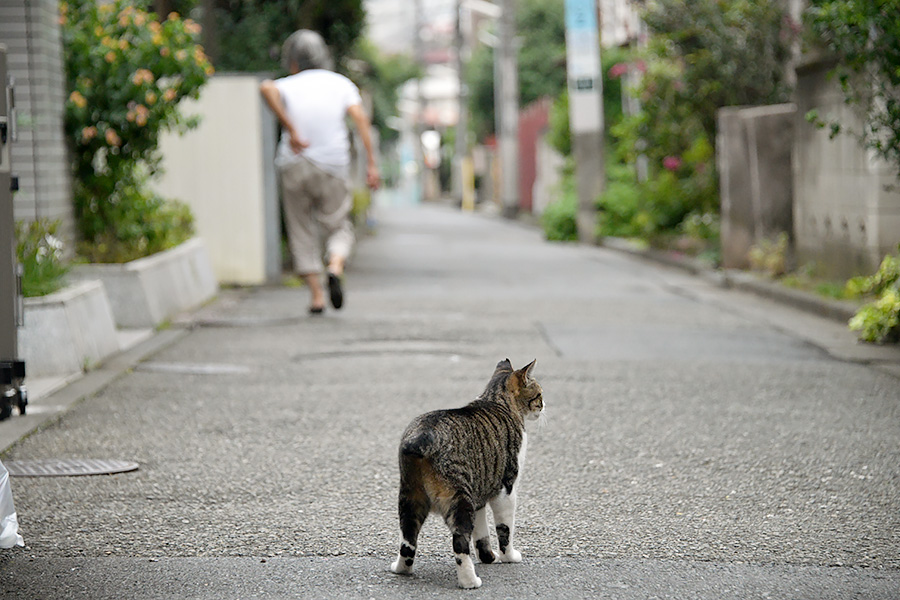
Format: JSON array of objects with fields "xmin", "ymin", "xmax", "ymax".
[{"xmin": 400, "ymin": 430, "xmax": 436, "ymax": 459}]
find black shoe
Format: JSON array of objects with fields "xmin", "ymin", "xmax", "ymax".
[
  {"xmin": 309, "ymin": 306, "xmax": 324, "ymax": 315},
  {"xmin": 328, "ymin": 273, "xmax": 343, "ymax": 310}
]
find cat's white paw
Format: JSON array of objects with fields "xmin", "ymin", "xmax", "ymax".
[
  {"xmin": 391, "ymin": 559, "xmax": 413, "ymax": 575},
  {"xmin": 500, "ymin": 548, "xmax": 522, "ymax": 563},
  {"xmin": 458, "ymin": 575, "xmax": 482, "ymax": 589}
]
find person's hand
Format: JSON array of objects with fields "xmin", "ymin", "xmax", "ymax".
[
  {"xmin": 288, "ymin": 129, "xmax": 309, "ymax": 154},
  {"xmin": 366, "ymin": 164, "xmax": 381, "ymax": 190}
]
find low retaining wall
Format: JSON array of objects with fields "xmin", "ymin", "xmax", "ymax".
[
  {"xmin": 71, "ymin": 238, "xmax": 218, "ymax": 329},
  {"xmin": 717, "ymin": 104, "xmax": 796, "ymax": 270},
  {"xmin": 18, "ymin": 280, "xmax": 120, "ymax": 377}
]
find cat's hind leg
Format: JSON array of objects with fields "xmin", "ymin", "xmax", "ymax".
[
  {"xmin": 390, "ymin": 492, "xmax": 428, "ymax": 575},
  {"xmin": 473, "ymin": 506, "xmax": 497, "ymax": 564},
  {"xmin": 448, "ymin": 494, "xmax": 482, "ymax": 588},
  {"xmin": 490, "ymin": 489, "xmax": 522, "ymax": 563}
]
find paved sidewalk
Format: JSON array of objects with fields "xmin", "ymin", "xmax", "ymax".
[{"xmin": 1, "ymin": 200, "xmax": 898, "ymax": 598}]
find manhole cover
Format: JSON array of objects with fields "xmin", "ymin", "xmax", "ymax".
[{"xmin": 4, "ymin": 459, "xmax": 139, "ymax": 477}]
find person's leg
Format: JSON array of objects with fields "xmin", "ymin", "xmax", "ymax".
[
  {"xmin": 312, "ymin": 171, "xmax": 354, "ymax": 309},
  {"xmin": 280, "ymin": 160, "xmax": 325, "ymax": 311}
]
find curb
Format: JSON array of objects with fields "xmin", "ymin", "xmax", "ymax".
[
  {"xmin": 0, "ymin": 327, "xmax": 189, "ymax": 455},
  {"xmin": 599, "ymin": 237, "xmax": 861, "ymax": 325}
]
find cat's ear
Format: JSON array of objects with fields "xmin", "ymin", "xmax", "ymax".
[
  {"xmin": 508, "ymin": 359, "xmax": 536, "ymax": 392},
  {"xmin": 521, "ymin": 359, "xmax": 536, "ymax": 378},
  {"xmin": 495, "ymin": 358, "xmax": 513, "ymax": 373}
]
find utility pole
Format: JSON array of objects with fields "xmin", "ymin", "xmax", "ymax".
[
  {"xmin": 565, "ymin": 0, "xmax": 604, "ymax": 243},
  {"xmin": 497, "ymin": 0, "xmax": 519, "ymax": 218},
  {"xmin": 414, "ymin": 0, "xmax": 426, "ymax": 202},
  {"xmin": 453, "ymin": 0, "xmax": 474, "ymax": 211}
]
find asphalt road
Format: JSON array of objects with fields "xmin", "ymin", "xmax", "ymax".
[{"xmin": 1, "ymin": 201, "xmax": 898, "ymax": 599}]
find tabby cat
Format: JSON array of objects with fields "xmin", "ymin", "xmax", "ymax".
[{"xmin": 390, "ymin": 358, "xmax": 544, "ymax": 589}]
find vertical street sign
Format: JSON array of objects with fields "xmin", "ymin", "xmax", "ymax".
[{"xmin": 565, "ymin": 0, "xmax": 604, "ymax": 243}]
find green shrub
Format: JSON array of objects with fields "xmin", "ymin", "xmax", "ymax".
[
  {"xmin": 61, "ymin": 0, "xmax": 211, "ymax": 262},
  {"xmin": 15, "ymin": 220, "xmax": 70, "ymax": 298},
  {"xmin": 748, "ymin": 233, "xmax": 790, "ymax": 278},
  {"xmin": 541, "ymin": 174, "xmax": 578, "ymax": 242},
  {"xmin": 76, "ymin": 183, "xmax": 194, "ymax": 263},
  {"xmin": 596, "ymin": 134, "xmax": 717, "ymax": 241},
  {"xmin": 847, "ymin": 249, "xmax": 900, "ymax": 344}
]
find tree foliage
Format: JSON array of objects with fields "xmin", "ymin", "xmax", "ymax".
[
  {"xmin": 596, "ymin": 0, "xmax": 794, "ymax": 243},
  {"xmin": 212, "ymin": 0, "xmax": 364, "ymax": 72},
  {"xmin": 159, "ymin": 0, "xmax": 366, "ymax": 73},
  {"xmin": 641, "ymin": 0, "xmax": 794, "ymax": 143},
  {"xmin": 805, "ymin": 0, "xmax": 900, "ymax": 176},
  {"xmin": 467, "ymin": 0, "xmax": 567, "ymax": 139},
  {"xmin": 350, "ymin": 39, "xmax": 422, "ymax": 143}
]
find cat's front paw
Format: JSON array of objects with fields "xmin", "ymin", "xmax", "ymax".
[
  {"xmin": 500, "ymin": 548, "xmax": 522, "ymax": 563},
  {"xmin": 458, "ymin": 574, "xmax": 482, "ymax": 589},
  {"xmin": 390, "ymin": 559, "xmax": 413, "ymax": 575}
]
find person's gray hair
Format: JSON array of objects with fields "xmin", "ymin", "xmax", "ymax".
[{"xmin": 281, "ymin": 30, "xmax": 334, "ymax": 73}]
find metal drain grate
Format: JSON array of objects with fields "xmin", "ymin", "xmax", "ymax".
[
  {"xmin": 195, "ymin": 316, "xmax": 301, "ymax": 328},
  {"xmin": 137, "ymin": 362, "xmax": 253, "ymax": 375},
  {"xmin": 4, "ymin": 459, "xmax": 139, "ymax": 477}
]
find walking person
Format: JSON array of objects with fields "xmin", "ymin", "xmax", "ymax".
[{"xmin": 260, "ymin": 30, "xmax": 380, "ymax": 314}]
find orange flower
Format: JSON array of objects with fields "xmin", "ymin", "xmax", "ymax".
[
  {"xmin": 184, "ymin": 19, "xmax": 201, "ymax": 35},
  {"xmin": 132, "ymin": 69, "xmax": 155, "ymax": 85},
  {"xmin": 145, "ymin": 91, "xmax": 157, "ymax": 105},
  {"xmin": 104, "ymin": 128, "xmax": 121, "ymax": 147},
  {"xmin": 105, "ymin": 51, "xmax": 116, "ymax": 63},
  {"xmin": 162, "ymin": 88, "xmax": 177, "ymax": 102},
  {"xmin": 68, "ymin": 91, "xmax": 87, "ymax": 108},
  {"xmin": 130, "ymin": 105, "xmax": 150, "ymax": 126},
  {"xmin": 80, "ymin": 126, "xmax": 97, "ymax": 142},
  {"xmin": 159, "ymin": 46, "xmax": 170, "ymax": 57}
]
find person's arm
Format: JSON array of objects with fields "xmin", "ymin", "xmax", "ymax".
[
  {"xmin": 347, "ymin": 103, "xmax": 381, "ymax": 190},
  {"xmin": 259, "ymin": 79, "xmax": 307, "ymax": 154}
]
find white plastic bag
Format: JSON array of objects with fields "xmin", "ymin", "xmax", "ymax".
[{"xmin": 0, "ymin": 460, "xmax": 24, "ymax": 548}]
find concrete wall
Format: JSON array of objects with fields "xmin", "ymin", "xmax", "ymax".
[
  {"xmin": 717, "ymin": 104, "xmax": 796, "ymax": 269},
  {"xmin": 0, "ymin": 0, "xmax": 74, "ymax": 243},
  {"xmin": 793, "ymin": 60, "xmax": 900, "ymax": 278},
  {"xmin": 153, "ymin": 74, "xmax": 280, "ymax": 286}
]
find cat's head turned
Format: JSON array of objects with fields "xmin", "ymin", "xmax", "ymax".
[{"xmin": 501, "ymin": 358, "xmax": 543, "ymax": 421}]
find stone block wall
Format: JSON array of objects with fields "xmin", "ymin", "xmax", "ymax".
[
  {"xmin": 793, "ymin": 59, "xmax": 900, "ymax": 278},
  {"xmin": 0, "ymin": 0, "xmax": 73, "ymax": 242}
]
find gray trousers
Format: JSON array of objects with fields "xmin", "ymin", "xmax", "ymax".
[{"xmin": 279, "ymin": 157, "xmax": 355, "ymax": 275}]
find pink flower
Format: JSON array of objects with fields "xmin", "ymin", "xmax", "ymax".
[
  {"xmin": 663, "ymin": 156, "xmax": 682, "ymax": 171},
  {"xmin": 608, "ymin": 63, "xmax": 629, "ymax": 79}
]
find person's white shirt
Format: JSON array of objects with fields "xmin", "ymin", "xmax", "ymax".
[{"xmin": 274, "ymin": 69, "xmax": 362, "ymax": 177}]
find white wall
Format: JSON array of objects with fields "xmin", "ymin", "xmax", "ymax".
[{"xmin": 153, "ymin": 75, "xmax": 280, "ymax": 286}]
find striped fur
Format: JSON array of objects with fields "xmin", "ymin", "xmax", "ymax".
[{"xmin": 390, "ymin": 359, "xmax": 543, "ymax": 588}]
